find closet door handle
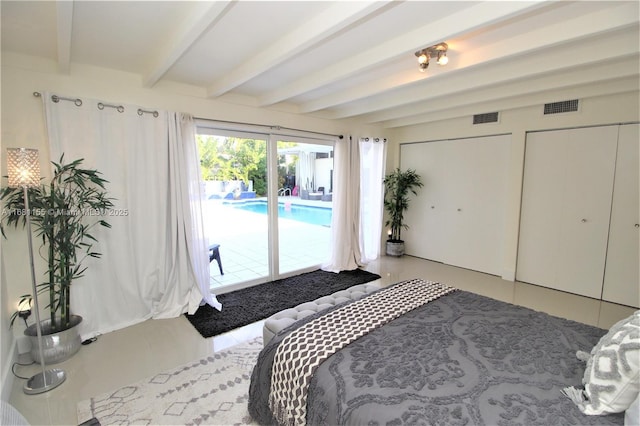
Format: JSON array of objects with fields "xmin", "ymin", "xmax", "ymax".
[
  {"xmin": 431, "ymin": 206, "xmax": 435, "ymax": 209},
  {"xmin": 457, "ymin": 208, "xmax": 462, "ymax": 212},
  {"xmin": 581, "ymin": 218, "xmax": 587, "ymax": 223},
  {"xmin": 635, "ymin": 223, "xmax": 639, "ymax": 228}
]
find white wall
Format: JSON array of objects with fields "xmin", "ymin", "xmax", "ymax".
[
  {"xmin": 388, "ymin": 90, "xmax": 640, "ymax": 282},
  {"xmin": 315, "ymin": 157, "xmax": 333, "ymax": 193},
  {"xmin": 0, "ymin": 52, "xmax": 383, "ymax": 396}
]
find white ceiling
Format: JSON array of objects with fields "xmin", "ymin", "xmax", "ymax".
[{"xmin": 2, "ymin": 1, "xmax": 639, "ymax": 128}]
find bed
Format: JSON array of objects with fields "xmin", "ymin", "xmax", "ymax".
[{"xmin": 249, "ymin": 278, "xmax": 634, "ymax": 425}]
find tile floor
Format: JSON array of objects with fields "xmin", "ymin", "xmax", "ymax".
[{"xmin": 7, "ymin": 255, "xmax": 636, "ymax": 425}]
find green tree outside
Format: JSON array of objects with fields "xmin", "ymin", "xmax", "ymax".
[{"xmin": 197, "ymin": 135, "xmax": 299, "ymax": 197}]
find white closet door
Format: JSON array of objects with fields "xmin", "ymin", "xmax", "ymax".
[
  {"xmin": 401, "ymin": 141, "xmax": 448, "ymax": 263},
  {"xmin": 443, "ymin": 136, "xmax": 510, "ymax": 275},
  {"xmin": 517, "ymin": 126, "xmax": 618, "ymax": 298},
  {"xmin": 603, "ymin": 124, "xmax": 639, "ymax": 307},
  {"xmin": 401, "ymin": 135, "xmax": 510, "ymax": 275},
  {"xmin": 517, "ymin": 130, "xmax": 568, "ymax": 287}
]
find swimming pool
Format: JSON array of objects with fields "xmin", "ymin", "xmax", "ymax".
[{"xmin": 226, "ymin": 200, "xmax": 332, "ymax": 227}]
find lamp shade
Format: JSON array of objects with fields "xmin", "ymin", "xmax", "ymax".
[
  {"xmin": 7, "ymin": 148, "xmax": 40, "ymax": 188},
  {"xmin": 18, "ymin": 298, "xmax": 32, "ymax": 312}
]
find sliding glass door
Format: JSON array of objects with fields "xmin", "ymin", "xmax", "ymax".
[
  {"xmin": 276, "ymin": 139, "xmax": 333, "ymax": 275},
  {"xmin": 196, "ymin": 126, "xmax": 334, "ymax": 290},
  {"xmin": 197, "ymin": 129, "xmax": 270, "ymax": 289}
]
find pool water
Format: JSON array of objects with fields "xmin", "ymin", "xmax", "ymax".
[{"xmin": 227, "ymin": 200, "xmax": 332, "ymax": 227}]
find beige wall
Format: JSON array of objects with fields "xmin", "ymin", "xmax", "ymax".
[
  {"xmin": 387, "ymin": 90, "xmax": 640, "ymax": 282},
  {"xmin": 0, "ymin": 52, "xmax": 384, "ymax": 396}
]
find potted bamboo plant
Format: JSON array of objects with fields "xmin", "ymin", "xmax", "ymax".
[
  {"xmin": 1, "ymin": 155, "xmax": 113, "ymax": 363},
  {"xmin": 383, "ymin": 168, "xmax": 423, "ymax": 257}
]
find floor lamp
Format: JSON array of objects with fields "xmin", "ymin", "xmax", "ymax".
[{"xmin": 6, "ymin": 148, "xmax": 66, "ymax": 394}]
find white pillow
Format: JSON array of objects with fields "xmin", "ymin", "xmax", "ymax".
[{"xmin": 579, "ymin": 310, "xmax": 640, "ymax": 415}]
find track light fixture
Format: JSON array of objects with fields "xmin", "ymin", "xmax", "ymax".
[{"xmin": 415, "ymin": 42, "xmax": 448, "ymax": 72}]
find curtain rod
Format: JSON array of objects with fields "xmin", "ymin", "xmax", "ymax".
[
  {"xmin": 195, "ymin": 116, "xmax": 344, "ymax": 139},
  {"xmin": 32, "ymin": 92, "xmax": 340, "ymax": 134},
  {"xmin": 33, "ymin": 91, "xmax": 159, "ymax": 117}
]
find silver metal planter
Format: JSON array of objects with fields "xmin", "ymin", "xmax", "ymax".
[
  {"xmin": 25, "ymin": 315, "xmax": 82, "ymax": 364},
  {"xmin": 386, "ymin": 240, "xmax": 405, "ymax": 257}
]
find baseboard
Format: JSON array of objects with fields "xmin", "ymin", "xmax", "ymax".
[
  {"xmin": 1, "ymin": 339, "xmax": 18, "ymax": 401},
  {"xmin": 502, "ymin": 269, "xmax": 516, "ymax": 282}
]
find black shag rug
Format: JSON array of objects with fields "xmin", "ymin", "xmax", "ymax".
[{"xmin": 185, "ymin": 268, "xmax": 381, "ymax": 338}]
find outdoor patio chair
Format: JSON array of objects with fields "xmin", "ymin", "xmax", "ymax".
[{"xmin": 208, "ymin": 244, "xmax": 224, "ymax": 275}]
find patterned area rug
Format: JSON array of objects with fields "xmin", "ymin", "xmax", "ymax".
[{"xmin": 77, "ymin": 338, "xmax": 262, "ymax": 425}]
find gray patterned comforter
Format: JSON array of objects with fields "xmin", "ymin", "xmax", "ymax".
[{"xmin": 249, "ymin": 286, "xmax": 624, "ymax": 425}]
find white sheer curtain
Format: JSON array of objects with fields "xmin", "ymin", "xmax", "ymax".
[
  {"xmin": 167, "ymin": 113, "xmax": 222, "ymax": 314},
  {"xmin": 298, "ymin": 151, "xmax": 316, "ymax": 191},
  {"xmin": 43, "ymin": 93, "xmax": 220, "ymax": 339},
  {"xmin": 322, "ymin": 136, "xmax": 364, "ymax": 272},
  {"xmin": 359, "ymin": 137, "xmax": 387, "ymax": 261}
]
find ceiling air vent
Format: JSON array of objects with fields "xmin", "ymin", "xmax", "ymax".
[
  {"xmin": 473, "ymin": 112, "xmax": 499, "ymax": 124},
  {"xmin": 544, "ymin": 99, "xmax": 579, "ymax": 115}
]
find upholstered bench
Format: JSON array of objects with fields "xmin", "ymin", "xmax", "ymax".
[{"xmin": 262, "ymin": 282, "xmax": 383, "ymax": 345}]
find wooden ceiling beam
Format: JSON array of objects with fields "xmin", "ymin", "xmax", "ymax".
[{"xmin": 56, "ymin": 0, "xmax": 74, "ymax": 73}]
